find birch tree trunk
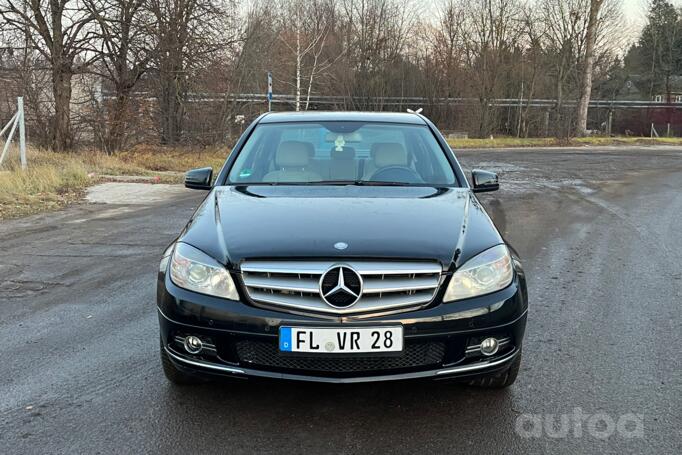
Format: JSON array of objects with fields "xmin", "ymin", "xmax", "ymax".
[
  {"xmin": 575, "ymin": 0, "xmax": 605, "ymax": 136},
  {"xmin": 295, "ymin": 26, "xmax": 301, "ymax": 111}
]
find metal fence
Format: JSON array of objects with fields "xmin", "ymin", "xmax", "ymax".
[
  {"xmin": 165, "ymin": 93, "xmax": 682, "ymax": 139},
  {"xmin": 0, "ymin": 97, "xmax": 27, "ymax": 169}
]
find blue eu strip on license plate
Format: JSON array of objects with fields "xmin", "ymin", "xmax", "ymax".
[{"xmin": 279, "ymin": 327, "xmax": 293, "ymax": 351}]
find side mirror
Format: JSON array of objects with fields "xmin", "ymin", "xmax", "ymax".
[
  {"xmin": 185, "ymin": 167, "xmax": 213, "ymax": 190},
  {"xmin": 471, "ymin": 169, "xmax": 499, "ymax": 193}
]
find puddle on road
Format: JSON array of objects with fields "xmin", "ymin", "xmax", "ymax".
[
  {"xmin": 472, "ymin": 162, "xmax": 528, "ymax": 172},
  {"xmin": 463, "ymin": 160, "xmax": 596, "ymax": 195}
]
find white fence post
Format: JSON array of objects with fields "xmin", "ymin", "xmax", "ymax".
[
  {"xmin": 650, "ymin": 123, "xmax": 659, "ymax": 138},
  {"xmin": 18, "ymin": 97, "xmax": 26, "ymax": 169}
]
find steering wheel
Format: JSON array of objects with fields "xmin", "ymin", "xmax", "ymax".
[{"xmin": 370, "ymin": 166, "xmax": 423, "ymax": 184}]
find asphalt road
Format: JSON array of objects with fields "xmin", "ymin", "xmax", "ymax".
[{"xmin": 1, "ymin": 146, "xmax": 680, "ymax": 454}]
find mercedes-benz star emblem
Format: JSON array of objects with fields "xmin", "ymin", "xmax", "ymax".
[
  {"xmin": 319, "ymin": 265, "xmax": 363, "ymax": 308},
  {"xmin": 334, "ymin": 242, "xmax": 348, "ymax": 250}
]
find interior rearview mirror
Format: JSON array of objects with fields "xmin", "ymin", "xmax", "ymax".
[
  {"xmin": 471, "ymin": 169, "xmax": 499, "ymax": 193},
  {"xmin": 185, "ymin": 167, "xmax": 213, "ymax": 190}
]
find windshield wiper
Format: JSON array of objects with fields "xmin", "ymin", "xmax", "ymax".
[
  {"xmin": 308, "ymin": 180, "xmax": 412, "ymax": 186},
  {"xmin": 355, "ymin": 180, "xmax": 412, "ymax": 186}
]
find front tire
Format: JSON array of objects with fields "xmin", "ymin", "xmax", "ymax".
[
  {"xmin": 467, "ymin": 349, "xmax": 522, "ymax": 388},
  {"xmin": 160, "ymin": 338, "xmax": 204, "ymax": 386}
]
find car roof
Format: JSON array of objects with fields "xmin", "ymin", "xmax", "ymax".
[{"xmin": 258, "ymin": 111, "xmax": 427, "ymax": 125}]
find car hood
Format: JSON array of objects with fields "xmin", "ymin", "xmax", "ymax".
[{"xmin": 179, "ymin": 185, "xmax": 503, "ymax": 269}]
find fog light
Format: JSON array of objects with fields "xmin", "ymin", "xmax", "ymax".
[
  {"xmin": 184, "ymin": 336, "xmax": 203, "ymax": 354},
  {"xmin": 480, "ymin": 337, "xmax": 499, "ymax": 356}
]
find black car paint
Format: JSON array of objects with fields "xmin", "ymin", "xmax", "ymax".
[
  {"xmin": 179, "ymin": 186, "xmax": 502, "ymax": 269},
  {"xmin": 184, "ymin": 167, "xmax": 213, "ymax": 190},
  {"xmin": 158, "ymin": 111, "xmax": 528, "ymax": 383},
  {"xmin": 471, "ymin": 169, "xmax": 500, "ymax": 193}
]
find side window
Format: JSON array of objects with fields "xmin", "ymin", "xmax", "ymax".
[
  {"xmin": 410, "ymin": 133, "xmax": 436, "ymax": 180},
  {"xmin": 231, "ymin": 129, "xmax": 275, "ymax": 181}
]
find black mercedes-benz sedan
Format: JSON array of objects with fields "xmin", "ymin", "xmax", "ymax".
[{"xmin": 157, "ymin": 111, "xmax": 528, "ymax": 387}]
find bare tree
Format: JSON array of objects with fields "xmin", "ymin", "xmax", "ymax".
[
  {"xmin": 0, "ymin": 26, "xmax": 53, "ymax": 146},
  {"xmin": 276, "ymin": 0, "xmax": 335, "ymax": 111},
  {"xmin": 146, "ymin": 0, "xmax": 235, "ymax": 144},
  {"xmin": 575, "ymin": 0, "xmax": 606, "ymax": 135},
  {"xmin": 301, "ymin": 1, "xmax": 339, "ymax": 110},
  {"xmin": 540, "ymin": 0, "xmax": 587, "ymax": 134},
  {"xmin": 517, "ymin": 5, "xmax": 546, "ymax": 137},
  {"xmin": 430, "ymin": 0, "xmax": 466, "ymax": 99},
  {"xmin": 339, "ymin": 0, "xmax": 417, "ymax": 110},
  {"xmin": 85, "ymin": 0, "xmax": 151, "ymax": 152},
  {"xmin": 229, "ymin": 3, "xmax": 278, "ymax": 110},
  {"xmin": 0, "ymin": 0, "xmax": 640, "ymax": 147},
  {"xmin": 462, "ymin": 0, "xmax": 523, "ymax": 136},
  {"xmin": 0, "ymin": 0, "xmax": 96, "ymax": 151}
]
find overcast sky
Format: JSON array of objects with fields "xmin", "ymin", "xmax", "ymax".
[{"xmin": 623, "ymin": 0, "xmax": 682, "ymax": 30}]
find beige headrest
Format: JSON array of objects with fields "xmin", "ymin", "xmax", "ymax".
[
  {"xmin": 276, "ymin": 141, "xmax": 312, "ymax": 168},
  {"xmin": 371, "ymin": 142, "xmax": 408, "ymax": 167}
]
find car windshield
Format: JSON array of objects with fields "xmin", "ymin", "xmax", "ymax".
[{"xmin": 227, "ymin": 121, "xmax": 457, "ymax": 186}]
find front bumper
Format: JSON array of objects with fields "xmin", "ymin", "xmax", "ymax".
[{"xmin": 157, "ymin": 270, "xmax": 528, "ymax": 383}]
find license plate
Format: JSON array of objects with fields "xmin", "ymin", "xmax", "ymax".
[{"xmin": 279, "ymin": 326, "xmax": 403, "ymax": 353}]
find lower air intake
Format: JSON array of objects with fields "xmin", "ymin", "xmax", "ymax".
[{"xmin": 236, "ymin": 340, "xmax": 445, "ymax": 374}]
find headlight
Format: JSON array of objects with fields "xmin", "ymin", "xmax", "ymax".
[
  {"xmin": 443, "ymin": 244, "xmax": 513, "ymax": 302},
  {"xmin": 169, "ymin": 242, "xmax": 239, "ymax": 300}
]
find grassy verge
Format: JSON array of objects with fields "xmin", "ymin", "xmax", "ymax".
[
  {"xmin": 0, "ymin": 145, "xmax": 228, "ymax": 219},
  {"xmin": 448, "ymin": 136, "xmax": 682, "ymax": 149},
  {"xmin": 111, "ymin": 145, "xmax": 227, "ymax": 174},
  {"xmin": 0, "ymin": 155, "xmax": 89, "ymax": 219}
]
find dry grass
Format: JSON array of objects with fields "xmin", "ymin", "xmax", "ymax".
[
  {"xmin": 0, "ymin": 148, "xmax": 90, "ymax": 219},
  {"xmin": 448, "ymin": 137, "xmax": 561, "ymax": 148},
  {"xmin": 114, "ymin": 144, "xmax": 227, "ymax": 173},
  {"xmin": 448, "ymin": 135, "xmax": 682, "ymax": 149},
  {"xmin": 571, "ymin": 136, "xmax": 682, "ymax": 146},
  {"xmin": 0, "ymin": 144, "xmax": 230, "ymax": 219}
]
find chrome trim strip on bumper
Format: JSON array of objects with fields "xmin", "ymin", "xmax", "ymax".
[
  {"xmin": 164, "ymin": 345, "xmax": 519, "ymax": 383},
  {"xmin": 165, "ymin": 347, "xmax": 245, "ymax": 375},
  {"xmin": 435, "ymin": 349, "xmax": 517, "ymax": 375}
]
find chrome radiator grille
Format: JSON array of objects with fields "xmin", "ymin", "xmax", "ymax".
[{"xmin": 240, "ymin": 260, "xmax": 443, "ymax": 315}]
